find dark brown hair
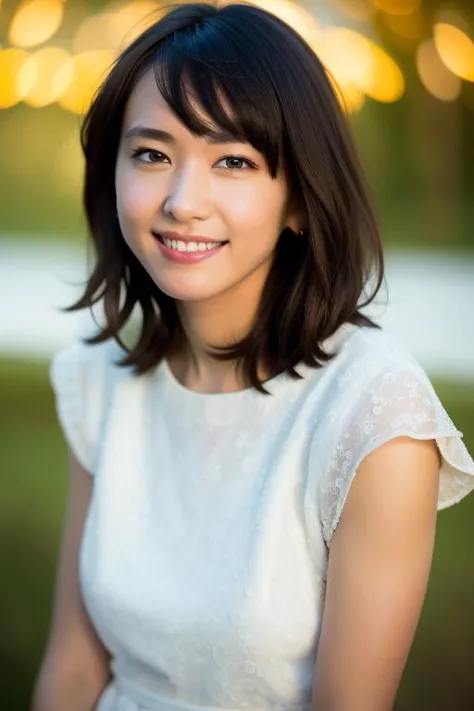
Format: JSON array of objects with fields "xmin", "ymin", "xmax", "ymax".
[{"xmin": 68, "ymin": 1, "xmax": 385, "ymax": 394}]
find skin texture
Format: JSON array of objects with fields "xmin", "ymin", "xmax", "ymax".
[
  {"xmin": 311, "ymin": 436, "xmax": 440, "ymax": 711},
  {"xmin": 115, "ymin": 69, "xmax": 306, "ymax": 392}
]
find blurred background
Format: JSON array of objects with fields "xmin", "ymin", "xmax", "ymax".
[{"xmin": 1, "ymin": 0, "xmax": 473, "ymax": 709}]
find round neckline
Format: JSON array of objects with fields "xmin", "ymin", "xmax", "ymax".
[
  {"xmin": 158, "ymin": 322, "xmax": 357, "ymax": 400},
  {"xmin": 160, "ymin": 356, "xmax": 290, "ymax": 400}
]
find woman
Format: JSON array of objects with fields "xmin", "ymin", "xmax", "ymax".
[{"xmin": 33, "ymin": 3, "xmax": 474, "ymax": 710}]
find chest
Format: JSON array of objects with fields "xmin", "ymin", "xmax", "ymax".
[{"xmin": 79, "ymin": 382, "xmax": 328, "ymax": 685}]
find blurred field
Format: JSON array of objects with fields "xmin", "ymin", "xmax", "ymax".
[{"xmin": 1, "ymin": 357, "xmax": 474, "ymax": 710}]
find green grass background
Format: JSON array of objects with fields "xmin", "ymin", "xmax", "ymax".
[{"xmin": 1, "ymin": 357, "xmax": 473, "ymax": 710}]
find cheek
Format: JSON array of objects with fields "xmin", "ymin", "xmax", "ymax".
[
  {"xmin": 116, "ymin": 162, "xmax": 161, "ymax": 226},
  {"xmin": 224, "ymin": 183, "xmax": 287, "ymax": 233}
]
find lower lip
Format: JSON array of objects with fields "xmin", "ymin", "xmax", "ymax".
[{"xmin": 155, "ymin": 236, "xmax": 228, "ymax": 264}]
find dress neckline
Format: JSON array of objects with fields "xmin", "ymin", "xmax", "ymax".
[
  {"xmin": 160, "ymin": 355, "xmax": 290, "ymax": 400},
  {"xmin": 159, "ymin": 322, "xmax": 356, "ymax": 401}
]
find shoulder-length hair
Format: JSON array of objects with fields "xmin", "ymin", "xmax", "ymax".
[{"xmin": 68, "ymin": 1, "xmax": 385, "ymax": 394}]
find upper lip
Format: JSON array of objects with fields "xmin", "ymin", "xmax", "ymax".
[{"xmin": 156, "ymin": 230, "xmax": 226, "ymax": 244}]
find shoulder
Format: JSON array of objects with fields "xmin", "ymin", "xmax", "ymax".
[
  {"xmin": 301, "ymin": 322, "xmax": 422, "ymax": 411},
  {"xmin": 50, "ymin": 336, "xmax": 128, "ymax": 382},
  {"xmin": 334, "ymin": 322, "xmax": 418, "ymax": 375},
  {"xmin": 316, "ymin": 324, "xmax": 474, "ymax": 548},
  {"xmin": 50, "ymin": 336, "xmax": 140, "ymax": 406},
  {"xmin": 49, "ymin": 337, "xmax": 135, "ymax": 474}
]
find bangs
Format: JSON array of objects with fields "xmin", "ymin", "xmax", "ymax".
[{"xmin": 150, "ymin": 25, "xmax": 286, "ymax": 178}]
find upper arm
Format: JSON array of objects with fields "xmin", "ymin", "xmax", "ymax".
[
  {"xmin": 311, "ymin": 436, "xmax": 440, "ymax": 711},
  {"xmin": 34, "ymin": 450, "xmax": 110, "ymax": 697}
]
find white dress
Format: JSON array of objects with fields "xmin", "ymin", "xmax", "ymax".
[{"xmin": 50, "ymin": 322, "xmax": 474, "ymax": 711}]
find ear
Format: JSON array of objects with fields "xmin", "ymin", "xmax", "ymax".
[
  {"xmin": 284, "ymin": 200, "xmax": 308, "ymax": 235},
  {"xmin": 282, "ymin": 183, "xmax": 308, "ymax": 233}
]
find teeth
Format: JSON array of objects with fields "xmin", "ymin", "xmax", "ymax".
[{"xmin": 162, "ymin": 237, "xmax": 224, "ymax": 252}]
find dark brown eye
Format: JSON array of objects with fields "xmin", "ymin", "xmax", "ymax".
[
  {"xmin": 132, "ymin": 149, "xmax": 167, "ymax": 163},
  {"xmin": 217, "ymin": 156, "xmax": 255, "ymax": 170}
]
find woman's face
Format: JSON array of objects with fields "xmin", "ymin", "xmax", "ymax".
[{"xmin": 115, "ymin": 69, "xmax": 302, "ymax": 303}]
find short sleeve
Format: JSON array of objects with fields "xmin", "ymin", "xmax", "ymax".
[
  {"xmin": 49, "ymin": 340, "xmax": 118, "ymax": 475},
  {"xmin": 320, "ymin": 360, "xmax": 474, "ymax": 548}
]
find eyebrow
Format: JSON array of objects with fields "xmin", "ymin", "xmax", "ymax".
[{"xmin": 123, "ymin": 125, "xmax": 244, "ymax": 145}]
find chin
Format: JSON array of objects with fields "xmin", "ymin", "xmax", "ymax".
[{"xmin": 148, "ymin": 276, "xmax": 225, "ymax": 303}]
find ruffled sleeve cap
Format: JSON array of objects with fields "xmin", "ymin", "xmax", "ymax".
[
  {"xmin": 49, "ymin": 339, "xmax": 123, "ymax": 475},
  {"xmin": 319, "ymin": 352, "xmax": 474, "ymax": 548}
]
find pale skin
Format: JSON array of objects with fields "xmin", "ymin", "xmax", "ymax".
[
  {"xmin": 33, "ymin": 69, "xmax": 441, "ymax": 710},
  {"xmin": 311, "ymin": 436, "xmax": 440, "ymax": 711}
]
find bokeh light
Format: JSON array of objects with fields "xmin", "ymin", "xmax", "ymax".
[
  {"xmin": 0, "ymin": 48, "xmax": 33, "ymax": 109},
  {"xmin": 106, "ymin": 2, "xmax": 161, "ymax": 52},
  {"xmin": 225, "ymin": 0, "xmax": 321, "ymax": 52},
  {"xmin": 329, "ymin": 74, "xmax": 366, "ymax": 114},
  {"xmin": 382, "ymin": 8, "xmax": 424, "ymax": 44},
  {"xmin": 372, "ymin": 0, "xmax": 420, "ymax": 15},
  {"xmin": 73, "ymin": 12, "xmax": 119, "ymax": 54},
  {"xmin": 416, "ymin": 39, "xmax": 461, "ymax": 102},
  {"xmin": 331, "ymin": 0, "xmax": 373, "ymax": 23},
  {"xmin": 8, "ymin": 0, "xmax": 64, "ymax": 49},
  {"xmin": 20, "ymin": 47, "xmax": 73, "ymax": 107},
  {"xmin": 434, "ymin": 23, "xmax": 474, "ymax": 82},
  {"xmin": 320, "ymin": 27, "xmax": 404, "ymax": 104},
  {"xmin": 58, "ymin": 50, "xmax": 115, "ymax": 115}
]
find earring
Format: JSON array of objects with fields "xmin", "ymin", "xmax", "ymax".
[{"xmin": 299, "ymin": 229, "xmax": 305, "ymax": 237}]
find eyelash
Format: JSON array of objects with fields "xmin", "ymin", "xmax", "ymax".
[{"xmin": 131, "ymin": 148, "xmax": 257, "ymax": 170}]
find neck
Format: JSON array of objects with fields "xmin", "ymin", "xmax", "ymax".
[{"xmin": 169, "ymin": 266, "xmax": 270, "ymax": 393}]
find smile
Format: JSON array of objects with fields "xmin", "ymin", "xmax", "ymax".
[
  {"xmin": 154, "ymin": 233, "xmax": 228, "ymax": 252},
  {"xmin": 152, "ymin": 232, "xmax": 229, "ymax": 264}
]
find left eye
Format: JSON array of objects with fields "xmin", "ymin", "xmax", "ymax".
[
  {"xmin": 216, "ymin": 156, "xmax": 255, "ymax": 170},
  {"xmin": 132, "ymin": 149, "xmax": 167, "ymax": 163}
]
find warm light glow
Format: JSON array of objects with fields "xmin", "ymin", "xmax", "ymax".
[
  {"xmin": 372, "ymin": 0, "xmax": 420, "ymax": 15},
  {"xmin": 434, "ymin": 23, "xmax": 474, "ymax": 82},
  {"xmin": 8, "ymin": 0, "xmax": 64, "ymax": 49},
  {"xmin": 332, "ymin": 0, "xmax": 372, "ymax": 23},
  {"xmin": 367, "ymin": 40, "xmax": 405, "ymax": 101},
  {"xmin": 236, "ymin": 0, "xmax": 321, "ymax": 52},
  {"xmin": 416, "ymin": 39, "xmax": 461, "ymax": 101},
  {"xmin": 106, "ymin": 2, "xmax": 160, "ymax": 52},
  {"xmin": 58, "ymin": 50, "xmax": 115, "ymax": 115},
  {"xmin": 320, "ymin": 28, "xmax": 372, "ymax": 89},
  {"xmin": 0, "ymin": 48, "xmax": 32, "ymax": 108},
  {"xmin": 383, "ymin": 8, "xmax": 423, "ymax": 42},
  {"xmin": 329, "ymin": 74, "xmax": 366, "ymax": 114},
  {"xmin": 73, "ymin": 12, "xmax": 118, "ymax": 54},
  {"xmin": 20, "ymin": 47, "xmax": 73, "ymax": 107},
  {"xmin": 320, "ymin": 28, "xmax": 404, "ymax": 103},
  {"xmin": 16, "ymin": 54, "xmax": 39, "ymax": 99}
]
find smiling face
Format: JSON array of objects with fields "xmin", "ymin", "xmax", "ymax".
[{"xmin": 115, "ymin": 69, "xmax": 303, "ymax": 305}]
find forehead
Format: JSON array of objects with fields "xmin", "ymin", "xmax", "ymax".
[{"xmin": 122, "ymin": 68, "xmax": 220, "ymax": 135}]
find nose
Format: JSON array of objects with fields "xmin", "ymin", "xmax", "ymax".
[{"xmin": 163, "ymin": 164, "xmax": 212, "ymax": 222}]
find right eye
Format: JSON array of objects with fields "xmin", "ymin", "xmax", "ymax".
[{"xmin": 131, "ymin": 148, "xmax": 168, "ymax": 164}]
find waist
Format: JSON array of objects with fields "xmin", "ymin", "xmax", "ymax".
[{"xmin": 100, "ymin": 676, "xmax": 311, "ymax": 711}]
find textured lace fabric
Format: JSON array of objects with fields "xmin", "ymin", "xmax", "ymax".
[
  {"xmin": 49, "ymin": 323, "xmax": 474, "ymax": 711},
  {"xmin": 319, "ymin": 361, "xmax": 474, "ymax": 547}
]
